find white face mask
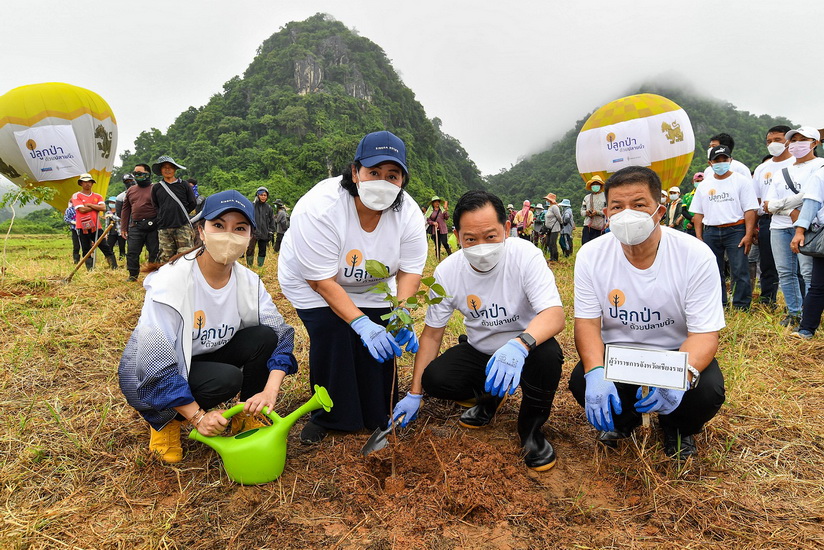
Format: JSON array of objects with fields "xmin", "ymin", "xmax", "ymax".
[
  {"xmin": 669, "ymin": 193, "xmax": 679, "ymax": 200},
  {"xmin": 767, "ymin": 141, "xmax": 786, "ymax": 157},
  {"xmin": 357, "ymin": 179, "xmax": 401, "ymax": 211},
  {"xmin": 203, "ymin": 231, "xmax": 249, "ymax": 265},
  {"xmin": 462, "ymin": 241, "xmax": 506, "ymax": 272},
  {"xmin": 608, "ymin": 206, "xmax": 660, "ymax": 246}
]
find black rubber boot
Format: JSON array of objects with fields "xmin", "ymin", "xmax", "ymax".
[
  {"xmin": 106, "ymin": 255, "xmax": 118, "ymax": 270},
  {"xmin": 459, "ymin": 392, "xmax": 506, "ymax": 428},
  {"xmin": 246, "ymin": 254, "xmax": 254, "ymax": 266},
  {"xmin": 72, "ymin": 254, "xmax": 81, "ymax": 264},
  {"xmin": 517, "ymin": 380, "xmax": 557, "ymax": 471}
]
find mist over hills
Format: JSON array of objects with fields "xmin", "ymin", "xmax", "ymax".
[{"xmin": 111, "ymin": 14, "xmax": 794, "ymax": 221}]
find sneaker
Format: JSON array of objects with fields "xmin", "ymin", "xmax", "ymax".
[
  {"xmin": 299, "ymin": 421, "xmax": 327, "ymax": 444},
  {"xmin": 149, "ymin": 420, "xmax": 183, "ymax": 463},
  {"xmin": 127, "ymin": 275, "xmax": 138, "ymax": 282},
  {"xmin": 780, "ymin": 315, "xmax": 800, "ymax": 327},
  {"xmin": 662, "ymin": 427, "xmax": 697, "ymax": 461},
  {"xmin": 791, "ymin": 329, "xmax": 814, "ymax": 340}
]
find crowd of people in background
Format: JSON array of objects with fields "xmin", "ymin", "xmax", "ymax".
[
  {"xmin": 59, "ymin": 125, "xmax": 819, "ymax": 470},
  {"xmin": 64, "ymin": 157, "xmax": 292, "ymax": 279}
]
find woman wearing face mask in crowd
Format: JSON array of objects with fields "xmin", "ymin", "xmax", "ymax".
[
  {"xmin": 277, "ymin": 131, "xmax": 427, "ymax": 444},
  {"xmin": 118, "ymin": 190, "xmax": 298, "ymax": 463},
  {"xmin": 763, "ymin": 126, "xmax": 824, "ymax": 327}
]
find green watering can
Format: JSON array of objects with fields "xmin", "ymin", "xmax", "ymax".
[{"xmin": 189, "ymin": 385, "xmax": 333, "ymax": 485}]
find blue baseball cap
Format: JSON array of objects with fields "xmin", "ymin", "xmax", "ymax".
[
  {"xmin": 190, "ymin": 190, "xmax": 256, "ymax": 229},
  {"xmin": 354, "ymin": 131, "xmax": 408, "ymax": 174}
]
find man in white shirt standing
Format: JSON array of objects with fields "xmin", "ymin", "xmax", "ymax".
[
  {"xmin": 751, "ymin": 125, "xmax": 793, "ymax": 308},
  {"xmin": 691, "ymin": 145, "xmax": 759, "ymax": 310},
  {"xmin": 702, "ymin": 133, "xmax": 751, "ymax": 180},
  {"xmin": 569, "ymin": 166, "xmax": 726, "ymax": 461},
  {"xmin": 391, "ymin": 190, "xmax": 565, "ymax": 471}
]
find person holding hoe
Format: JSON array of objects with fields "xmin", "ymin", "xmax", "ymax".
[{"xmin": 118, "ymin": 190, "xmax": 298, "ymax": 463}]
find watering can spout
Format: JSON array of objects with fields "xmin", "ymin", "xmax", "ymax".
[{"xmin": 283, "ymin": 385, "xmax": 333, "ymax": 428}]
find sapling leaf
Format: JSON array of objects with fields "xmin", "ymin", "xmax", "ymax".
[
  {"xmin": 428, "ymin": 297, "xmax": 444, "ymax": 304},
  {"xmin": 365, "ymin": 259, "xmax": 390, "ymax": 279},
  {"xmin": 421, "ymin": 276, "xmax": 436, "ymax": 287},
  {"xmin": 398, "ymin": 311, "xmax": 413, "ymax": 324},
  {"xmin": 430, "ymin": 283, "xmax": 446, "ymax": 296},
  {"xmin": 380, "ymin": 312, "xmax": 394, "ymax": 320},
  {"xmin": 405, "ymin": 296, "xmax": 418, "ymax": 306}
]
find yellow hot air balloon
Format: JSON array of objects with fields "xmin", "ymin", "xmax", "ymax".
[
  {"xmin": 0, "ymin": 82, "xmax": 117, "ymax": 212},
  {"xmin": 575, "ymin": 93, "xmax": 694, "ymax": 190}
]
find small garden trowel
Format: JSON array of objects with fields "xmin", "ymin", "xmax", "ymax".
[{"xmin": 360, "ymin": 414, "xmax": 405, "ymax": 456}]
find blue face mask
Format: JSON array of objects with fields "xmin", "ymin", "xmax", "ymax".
[{"xmin": 711, "ymin": 162, "xmax": 731, "ymax": 176}]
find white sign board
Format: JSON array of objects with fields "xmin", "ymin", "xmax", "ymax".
[
  {"xmin": 14, "ymin": 125, "xmax": 85, "ymax": 182},
  {"xmin": 604, "ymin": 344, "xmax": 688, "ymax": 391}
]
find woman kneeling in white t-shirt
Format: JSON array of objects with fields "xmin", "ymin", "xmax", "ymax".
[
  {"xmin": 277, "ymin": 131, "xmax": 427, "ymax": 444},
  {"xmin": 119, "ymin": 190, "xmax": 298, "ymax": 463}
]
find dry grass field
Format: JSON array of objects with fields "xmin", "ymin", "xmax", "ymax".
[{"xmin": 0, "ymin": 232, "xmax": 822, "ymax": 549}]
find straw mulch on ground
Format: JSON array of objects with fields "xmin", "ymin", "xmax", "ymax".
[{"xmin": 0, "ymin": 234, "xmax": 821, "ymax": 549}]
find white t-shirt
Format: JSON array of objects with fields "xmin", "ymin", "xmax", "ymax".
[
  {"xmin": 190, "ymin": 260, "xmax": 241, "ymax": 355},
  {"xmin": 574, "ymin": 228, "xmax": 725, "ymax": 350},
  {"xmin": 703, "ymin": 158, "xmax": 750, "ymax": 180},
  {"xmin": 689, "ymin": 171, "xmax": 759, "ymax": 226},
  {"xmin": 802, "ymin": 168, "xmax": 824, "ymax": 226},
  {"xmin": 764, "ymin": 158, "xmax": 824, "ymax": 230},
  {"xmin": 752, "ymin": 156, "xmax": 795, "ymax": 214},
  {"xmin": 278, "ymin": 176, "xmax": 427, "ymax": 309},
  {"xmin": 425, "ymin": 237, "xmax": 563, "ymax": 354}
]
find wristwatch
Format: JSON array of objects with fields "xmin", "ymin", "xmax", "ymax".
[
  {"xmin": 687, "ymin": 364, "xmax": 701, "ymax": 389},
  {"xmin": 516, "ymin": 332, "xmax": 536, "ymax": 352}
]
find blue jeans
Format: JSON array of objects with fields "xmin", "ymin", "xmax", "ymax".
[
  {"xmin": 704, "ymin": 224, "xmax": 751, "ymax": 309},
  {"xmin": 771, "ymin": 227, "xmax": 813, "ymax": 315}
]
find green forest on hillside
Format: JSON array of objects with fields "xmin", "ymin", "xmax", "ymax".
[
  {"xmin": 485, "ymin": 83, "xmax": 795, "ymax": 218},
  {"xmin": 115, "ymin": 14, "xmax": 483, "ymax": 206}
]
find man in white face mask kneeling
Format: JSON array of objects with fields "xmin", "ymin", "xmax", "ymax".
[
  {"xmin": 391, "ymin": 190, "xmax": 565, "ymax": 471},
  {"xmin": 568, "ymin": 166, "xmax": 727, "ymax": 461}
]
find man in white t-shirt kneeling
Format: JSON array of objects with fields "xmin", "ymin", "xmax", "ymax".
[
  {"xmin": 391, "ymin": 190, "xmax": 565, "ymax": 471},
  {"xmin": 569, "ymin": 166, "xmax": 726, "ymax": 461}
]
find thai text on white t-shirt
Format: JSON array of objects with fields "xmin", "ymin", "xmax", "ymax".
[
  {"xmin": 278, "ymin": 176, "xmax": 427, "ymax": 310},
  {"xmin": 689, "ymin": 171, "xmax": 759, "ymax": 226},
  {"xmin": 191, "ymin": 260, "xmax": 241, "ymax": 355},
  {"xmin": 574, "ymin": 228, "xmax": 725, "ymax": 350},
  {"xmin": 425, "ymin": 237, "xmax": 563, "ymax": 355}
]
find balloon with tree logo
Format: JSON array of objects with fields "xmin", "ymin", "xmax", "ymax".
[
  {"xmin": 575, "ymin": 93, "xmax": 694, "ymax": 190},
  {"xmin": 0, "ymin": 82, "xmax": 117, "ymax": 211}
]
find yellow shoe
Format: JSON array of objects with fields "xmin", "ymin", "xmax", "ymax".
[
  {"xmin": 149, "ymin": 420, "xmax": 183, "ymax": 463},
  {"xmin": 229, "ymin": 411, "xmax": 268, "ymax": 436}
]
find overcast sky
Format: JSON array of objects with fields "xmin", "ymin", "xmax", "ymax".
[{"xmin": 2, "ymin": 0, "xmax": 822, "ymax": 178}]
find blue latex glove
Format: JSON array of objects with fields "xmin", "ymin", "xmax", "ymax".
[
  {"xmin": 390, "ymin": 308, "xmax": 419, "ymax": 353},
  {"xmin": 350, "ymin": 315, "xmax": 402, "ymax": 363},
  {"xmin": 484, "ymin": 339, "xmax": 528, "ymax": 397},
  {"xmin": 584, "ymin": 367, "xmax": 623, "ymax": 431},
  {"xmin": 394, "ymin": 327, "xmax": 419, "ymax": 353},
  {"xmin": 634, "ymin": 386, "xmax": 685, "ymax": 415},
  {"xmin": 392, "ymin": 392, "xmax": 422, "ymax": 427}
]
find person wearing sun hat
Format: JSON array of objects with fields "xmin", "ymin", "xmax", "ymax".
[
  {"xmin": 425, "ymin": 195, "xmax": 451, "ymax": 257},
  {"xmin": 118, "ymin": 189, "xmax": 298, "ymax": 463},
  {"xmin": 581, "ymin": 175, "xmax": 607, "ymax": 245},
  {"xmin": 278, "ymin": 130, "xmax": 427, "ymax": 444},
  {"xmin": 151, "ymin": 155, "xmax": 197, "ymax": 263},
  {"xmin": 70, "ymin": 173, "xmax": 118, "ymax": 270}
]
